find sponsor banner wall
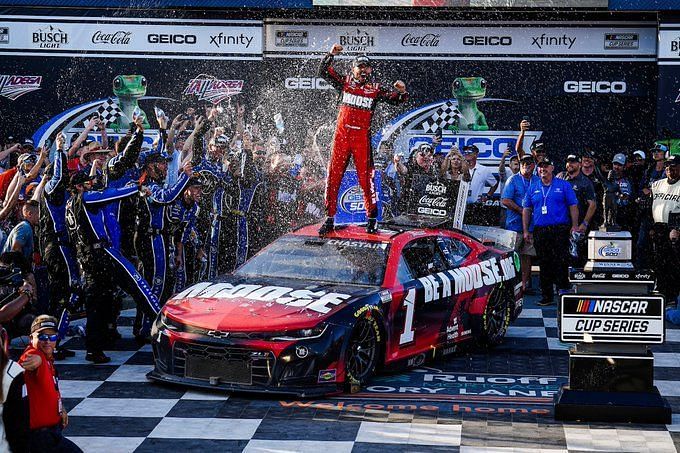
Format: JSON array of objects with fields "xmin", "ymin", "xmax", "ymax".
[
  {"xmin": 0, "ymin": 0, "xmax": 311, "ymax": 6},
  {"xmin": 0, "ymin": 19, "xmax": 659, "ymax": 166},
  {"xmin": 0, "ymin": 16, "xmax": 263, "ymax": 59},
  {"xmin": 265, "ymin": 22, "xmax": 656, "ymax": 59},
  {"xmin": 656, "ymin": 23, "xmax": 680, "ymax": 146}
]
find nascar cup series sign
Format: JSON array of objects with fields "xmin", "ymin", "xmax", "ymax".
[{"xmin": 560, "ymin": 294, "xmax": 664, "ymax": 344}]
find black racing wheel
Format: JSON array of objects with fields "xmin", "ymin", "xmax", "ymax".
[
  {"xmin": 478, "ymin": 285, "xmax": 511, "ymax": 347},
  {"xmin": 345, "ymin": 316, "xmax": 381, "ymax": 389}
]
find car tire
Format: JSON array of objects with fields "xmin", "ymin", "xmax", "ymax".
[
  {"xmin": 478, "ymin": 285, "xmax": 512, "ymax": 347},
  {"xmin": 344, "ymin": 316, "xmax": 381, "ymax": 391}
]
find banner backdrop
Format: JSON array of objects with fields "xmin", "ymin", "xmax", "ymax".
[
  {"xmin": 0, "ymin": 17, "xmax": 659, "ymax": 165},
  {"xmin": 657, "ymin": 22, "xmax": 680, "ymax": 154}
]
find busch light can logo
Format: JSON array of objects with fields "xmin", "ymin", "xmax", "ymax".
[
  {"xmin": 598, "ymin": 242, "xmax": 621, "ymax": 258},
  {"xmin": 340, "ymin": 185, "xmax": 366, "ymax": 214}
]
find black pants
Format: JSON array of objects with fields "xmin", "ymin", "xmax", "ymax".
[
  {"xmin": 533, "ymin": 224, "xmax": 571, "ymax": 301},
  {"xmin": 81, "ymin": 248, "xmax": 160, "ymax": 353},
  {"xmin": 650, "ymin": 223, "xmax": 680, "ymax": 303},
  {"xmin": 30, "ymin": 425, "xmax": 82, "ymax": 452}
]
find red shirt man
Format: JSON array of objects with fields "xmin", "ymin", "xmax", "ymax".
[{"xmin": 19, "ymin": 315, "xmax": 81, "ymax": 452}]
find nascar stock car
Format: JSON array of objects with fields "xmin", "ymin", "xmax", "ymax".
[{"xmin": 148, "ymin": 218, "xmax": 523, "ymax": 397}]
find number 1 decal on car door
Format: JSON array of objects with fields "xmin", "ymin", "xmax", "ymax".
[{"xmin": 399, "ymin": 287, "xmax": 416, "ymax": 345}]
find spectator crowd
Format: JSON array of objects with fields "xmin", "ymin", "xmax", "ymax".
[{"xmin": 0, "ymin": 102, "xmax": 679, "ymax": 450}]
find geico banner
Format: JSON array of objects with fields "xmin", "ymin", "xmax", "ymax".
[
  {"xmin": 264, "ymin": 22, "xmax": 656, "ymax": 59},
  {"xmin": 0, "ymin": 16, "xmax": 263, "ymax": 59}
]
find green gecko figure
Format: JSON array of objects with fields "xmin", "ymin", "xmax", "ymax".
[
  {"xmin": 111, "ymin": 74, "xmax": 150, "ymax": 132},
  {"xmin": 451, "ymin": 77, "xmax": 489, "ymax": 132}
]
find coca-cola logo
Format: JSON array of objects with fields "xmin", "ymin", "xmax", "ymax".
[
  {"xmin": 92, "ymin": 30, "xmax": 132, "ymax": 45},
  {"xmin": 401, "ymin": 33, "xmax": 440, "ymax": 47},
  {"xmin": 419, "ymin": 195, "xmax": 447, "ymax": 208}
]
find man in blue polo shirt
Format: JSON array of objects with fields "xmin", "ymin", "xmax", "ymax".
[
  {"xmin": 522, "ymin": 158, "xmax": 579, "ymax": 306},
  {"xmin": 502, "ymin": 155, "xmax": 539, "ymax": 293}
]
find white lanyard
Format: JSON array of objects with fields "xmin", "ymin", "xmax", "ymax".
[{"xmin": 540, "ymin": 183, "xmax": 552, "ymax": 214}]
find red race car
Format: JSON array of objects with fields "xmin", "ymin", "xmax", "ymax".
[{"xmin": 148, "ymin": 218, "xmax": 523, "ymax": 396}]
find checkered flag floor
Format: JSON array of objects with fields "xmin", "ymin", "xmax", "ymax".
[
  {"xmin": 97, "ymin": 98, "xmax": 124, "ymax": 125},
  {"xmin": 421, "ymin": 100, "xmax": 463, "ymax": 133},
  {"xmin": 10, "ymin": 290, "xmax": 680, "ymax": 452}
]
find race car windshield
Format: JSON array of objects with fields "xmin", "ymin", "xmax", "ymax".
[{"xmin": 236, "ymin": 235, "xmax": 389, "ymax": 286}]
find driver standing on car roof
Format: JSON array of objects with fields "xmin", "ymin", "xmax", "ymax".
[{"xmin": 317, "ymin": 43, "xmax": 409, "ymax": 236}]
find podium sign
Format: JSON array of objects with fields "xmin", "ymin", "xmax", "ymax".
[{"xmin": 560, "ymin": 294, "xmax": 664, "ymax": 344}]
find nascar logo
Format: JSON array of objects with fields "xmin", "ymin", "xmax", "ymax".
[
  {"xmin": 575, "ymin": 298, "xmax": 648, "ymax": 315},
  {"xmin": 0, "ymin": 75, "xmax": 42, "ymax": 100}
]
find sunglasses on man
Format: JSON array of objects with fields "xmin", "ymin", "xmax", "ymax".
[{"xmin": 37, "ymin": 333, "xmax": 59, "ymax": 342}]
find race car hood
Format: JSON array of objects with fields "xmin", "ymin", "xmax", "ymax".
[{"xmin": 163, "ymin": 276, "xmax": 378, "ymax": 332}]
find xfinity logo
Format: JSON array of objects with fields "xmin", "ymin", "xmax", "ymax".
[
  {"xmin": 148, "ymin": 34, "xmax": 196, "ymax": 45},
  {"xmin": 32, "ymin": 25, "xmax": 68, "ymax": 49},
  {"xmin": 339, "ymin": 29, "xmax": 375, "ymax": 52},
  {"xmin": 284, "ymin": 77, "xmax": 331, "ymax": 90},
  {"xmin": 92, "ymin": 30, "xmax": 131, "ymax": 45},
  {"xmin": 564, "ymin": 81, "xmax": 627, "ymax": 94},
  {"xmin": 210, "ymin": 32, "xmax": 253, "ymax": 48},
  {"xmin": 463, "ymin": 36, "xmax": 512, "ymax": 46},
  {"xmin": 531, "ymin": 33, "xmax": 576, "ymax": 50},
  {"xmin": 401, "ymin": 33, "xmax": 440, "ymax": 47}
]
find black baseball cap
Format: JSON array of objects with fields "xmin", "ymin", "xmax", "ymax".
[
  {"xmin": 665, "ymin": 154, "xmax": 680, "ymax": 166},
  {"xmin": 353, "ymin": 55, "xmax": 371, "ymax": 67},
  {"xmin": 566, "ymin": 154, "xmax": 581, "ymax": 162},
  {"xmin": 187, "ymin": 176, "xmax": 203, "ymax": 187},
  {"xmin": 462, "ymin": 144, "xmax": 479, "ymax": 155},
  {"xmin": 519, "ymin": 155, "xmax": 535, "ymax": 164},
  {"xmin": 530, "ymin": 141, "xmax": 545, "ymax": 153},
  {"xmin": 537, "ymin": 158, "xmax": 554, "ymax": 167},
  {"xmin": 70, "ymin": 171, "xmax": 95, "ymax": 187}
]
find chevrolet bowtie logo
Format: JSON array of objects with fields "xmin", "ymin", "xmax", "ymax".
[{"xmin": 207, "ymin": 330, "xmax": 230, "ymax": 339}]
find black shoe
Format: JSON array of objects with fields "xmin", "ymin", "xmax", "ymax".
[
  {"xmin": 537, "ymin": 298, "xmax": 554, "ymax": 306},
  {"xmin": 366, "ymin": 218, "xmax": 378, "ymax": 234},
  {"xmin": 318, "ymin": 217, "xmax": 335, "ymax": 236},
  {"xmin": 85, "ymin": 351, "xmax": 111, "ymax": 364}
]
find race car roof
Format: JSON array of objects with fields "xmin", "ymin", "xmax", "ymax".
[{"xmin": 293, "ymin": 223, "xmax": 396, "ymax": 242}]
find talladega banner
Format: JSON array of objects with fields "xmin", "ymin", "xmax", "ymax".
[{"xmin": 0, "ymin": 16, "xmax": 660, "ymax": 221}]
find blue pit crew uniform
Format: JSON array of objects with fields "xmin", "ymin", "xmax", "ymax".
[
  {"xmin": 136, "ymin": 151, "xmax": 190, "ymax": 304},
  {"xmin": 168, "ymin": 196, "xmax": 201, "ymax": 292},
  {"xmin": 66, "ymin": 184, "xmax": 161, "ymax": 354},
  {"xmin": 39, "ymin": 149, "xmax": 81, "ymax": 338},
  {"xmin": 190, "ymin": 121, "xmax": 237, "ymax": 279}
]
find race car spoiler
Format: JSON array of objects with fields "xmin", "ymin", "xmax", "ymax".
[{"xmin": 462, "ymin": 224, "xmax": 518, "ymax": 251}]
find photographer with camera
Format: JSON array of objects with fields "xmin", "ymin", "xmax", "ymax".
[{"xmin": 650, "ymin": 155, "xmax": 680, "ymax": 314}]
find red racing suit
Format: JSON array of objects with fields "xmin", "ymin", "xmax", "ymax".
[{"xmin": 318, "ymin": 53, "xmax": 409, "ymax": 218}]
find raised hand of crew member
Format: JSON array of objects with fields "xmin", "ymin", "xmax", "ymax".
[
  {"xmin": 394, "ymin": 80, "xmax": 406, "ymax": 93},
  {"xmin": 330, "ymin": 43, "xmax": 343, "ymax": 55},
  {"xmin": 520, "ymin": 119, "xmax": 530, "ymax": 131},
  {"xmin": 182, "ymin": 162, "xmax": 193, "ymax": 176}
]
